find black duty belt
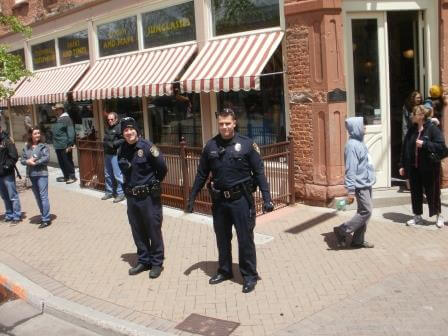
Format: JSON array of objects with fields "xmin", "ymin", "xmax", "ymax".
[
  {"xmin": 124, "ymin": 183, "xmax": 161, "ymax": 198},
  {"xmin": 208, "ymin": 181, "xmax": 254, "ymax": 202}
]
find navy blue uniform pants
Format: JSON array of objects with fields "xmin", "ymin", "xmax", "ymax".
[
  {"xmin": 212, "ymin": 196, "xmax": 257, "ymax": 282},
  {"xmin": 55, "ymin": 149, "xmax": 75, "ymax": 180},
  {"xmin": 126, "ymin": 195, "xmax": 164, "ymax": 267}
]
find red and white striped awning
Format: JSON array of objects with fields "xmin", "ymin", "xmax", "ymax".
[
  {"xmin": 73, "ymin": 43, "xmax": 197, "ymax": 101},
  {"xmin": 0, "ymin": 79, "xmax": 25, "ymax": 107},
  {"xmin": 10, "ymin": 62, "xmax": 89, "ymax": 106},
  {"xmin": 181, "ymin": 30, "xmax": 284, "ymax": 93}
]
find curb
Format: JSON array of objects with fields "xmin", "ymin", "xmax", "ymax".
[{"xmin": 0, "ymin": 262, "xmax": 174, "ymax": 336}]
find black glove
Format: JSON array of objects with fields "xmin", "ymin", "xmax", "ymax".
[
  {"xmin": 118, "ymin": 158, "xmax": 131, "ymax": 173},
  {"xmin": 263, "ymin": 201, "xmax": 274, "ymax": 213},
  {"xmin": 186, "ymin": 198, "xmax": 194, "ymax": 213}
]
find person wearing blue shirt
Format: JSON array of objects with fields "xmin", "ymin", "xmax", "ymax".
[
  {"xmin": 118, "ymin": 117, "xmax": 167, "ymax": 279},
  {"xmin": 187, "ymin": 108, "xmax": 274, "ymax": 294}
]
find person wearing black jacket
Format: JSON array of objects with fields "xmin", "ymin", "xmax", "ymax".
[
  {"xmin": 102, "ymin": 112, "xmax": 125, "ymax": 203},
  {"xmin": 0, "ymin": 127, "xmax": 22, "ymax": 223},
  {"xmin": 399, "ymin": 104, "xmax": 446, "ymax": 228}
]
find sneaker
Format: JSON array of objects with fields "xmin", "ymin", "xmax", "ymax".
[
  {"xmin": 407, "ymin": 215, "xmax": 423, "ymax": 226},
  {"xmin": 56, "ymin": 176, "xmax": 66, "ymax": 182},
  {"xmin": 350, "ymin": 241, "xmax": 374, "ymax": 249},
  {"xmin": 66, "ymin": 177, "xmax": 77, "ymax": 184},
  {"xmin": 38, "ymin": 221, "xmax": 52, "ymax": 229},
  {"xmin": 101, "ymin": 194, "xmax": 114, "ymax": 200},
  {"xmin": 113, "ymin": 195, "xmax": 125, "ymax": 203},
  {"xmin": 436, "ymin": 215, "xmax": 445, "ymax": 228}
]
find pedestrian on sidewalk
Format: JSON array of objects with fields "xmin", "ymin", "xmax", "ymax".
[
  {"xmin": 399, "ymin": 104, "xmax": 446, "ymax": 228},
  {"xmin": 118, "ymin": 117, "xmax": 167, "ymax": 279},
  {"xmin": 0, "ymin": 124, "xmax": 22, "ymax": 224},
  {"xmin": 20, "ymin": 127, "xmax": 51, "ymax": 229},
  {"xmin": 52, "ymin": 103, "xmax": 77, "ymax": 184},
  {"xmin": 186, "ymin": 108, "xmax": 274, "ymax": 294},
  {"xmin": 334, "ymin": 117, "xmax": 376, "ymax": 249},
  {"xmin": 102, "ymin": 112, "xmax": 125, "ymax": 203}
]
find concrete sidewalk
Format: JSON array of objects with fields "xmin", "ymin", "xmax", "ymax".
[{"xmin": 1, "ymin": 166, "xmax": 448, "ymax": 335}]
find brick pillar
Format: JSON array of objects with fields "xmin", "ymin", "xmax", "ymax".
[{"xmin": 285, "ymin": 0, "xmax": 347, "ymax": 205}]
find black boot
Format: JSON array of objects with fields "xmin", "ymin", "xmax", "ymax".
[{"xmin": 128, "ymin": 263, "xmax": 150, "ymax": 275}]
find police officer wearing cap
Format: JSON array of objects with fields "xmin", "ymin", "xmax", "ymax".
[
  {"xmin": 187, "ymin": 108, "xmax": 274, "ymax": 293},
  {"xmin": 118, "ymin": 117, "xmax": 167, "ymax": 279}
]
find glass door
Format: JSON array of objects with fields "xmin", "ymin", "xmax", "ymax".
[{"xmin": 346, "ymin": 12, "xmax": 390, "ymax": 188}]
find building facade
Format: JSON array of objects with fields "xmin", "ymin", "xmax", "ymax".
[{"xmin": 0, "ymin": 0, "xmax": 446, "ymax": 205}]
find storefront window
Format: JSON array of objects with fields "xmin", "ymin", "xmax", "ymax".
[
  {"xmin": 148, "ymin": 90, "xmax": 202, "ymax": 147},
  {"xmin": 97, "ymin": 16, "xmax": 138, "ymax": 57},
  {"xmin": 142, "ymin": 1, "xmax": 196, "ymax": 49},
  {"xmin": 9, "ymin": 106, "xmax": 32, "ymax": 142},
  {"xmin": 37, "ymin": 101, "xmax": 93, "ymax": 144},
  {"xmin": 10, "ymin": 49, "xmax": 25, "ymax": 68},
  {"xmin": 58, "ymin": 30, "xmax": 90, "ymax": 65},
  {"xmin": 103, "ymin": 98, "xmax": 144, "ymax": 137},
  {"xmin": 216, "ymin": 48, "xmax": 285, "ymax": 145},
  {"xmin": 32, "ymin": 40, "xmax": 57, "ymax": 70},
  {"xmin": 212, "ymin": 0, "xmax": 280, "ymax": 36}
]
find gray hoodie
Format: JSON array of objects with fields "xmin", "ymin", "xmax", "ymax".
[{"xmin": 344, "ymin": 117, "xmax": 376, "ymax": 193}]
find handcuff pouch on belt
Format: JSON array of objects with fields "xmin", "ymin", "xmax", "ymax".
[{"xmin": 126, "ymin": 182, "xmax": 161, "ymax": 198}]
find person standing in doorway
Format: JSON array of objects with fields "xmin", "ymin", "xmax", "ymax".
[
  {"xmin": 21, "ymin": 127, "xmax": 51, "ymax": 228},
  {"xmin": 52, "ymin": 103, "xmax": 76, "ymax": 184},
  {"xmin": 186, "ymin": 108, "xmax": 274, "ymax": 294},
  {"xmin": 0, "ymin": 123, "xmax": 21, "ymax": 224},
  {"xmin": 334, "ymin": 117, "xmax": 376, "ymax": 249},
  {"xmin": 118, "ymin": 117, "xmax": 167, "ymax": 279},
  {"xmin": 102, "ymin": 112, "xmax": 125, "ymax": 203},
  {"xmin": 399, "ymin": 104, "xmax": 446, "ymax": 228}
]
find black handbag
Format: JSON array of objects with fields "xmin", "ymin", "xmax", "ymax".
[{"xmin": 428, "ymin": 145, "xmax": 448, "ymax": 163}]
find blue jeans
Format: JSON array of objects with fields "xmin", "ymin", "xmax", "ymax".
[
  {"xmin": 104, "ymin": 154, "xmax": 123, "ymax": 196},
  {"xmin": 30, "ymin": 176, "xmax": 51, "ymax": 222},
  {"xmin": 0, "ymin": 174, "xmax": 22, "ymax": 220}
]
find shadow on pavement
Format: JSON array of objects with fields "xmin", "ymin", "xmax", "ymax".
[
  {"xmin": 383, "ymin": 212, "xmax": 413, "ymax": 224},
  {"xmin": 184, "ymin": 261, "xmax": 244, "ymax": 285},
  {"xmin": 28, "ymin": 214, "xmax": 57, "ymax": 224},
  {"xmin": 321, "ymin": 231, "xmax": 349, "ymax": 251},
  {"xmin": 121, "ymin": 253, "xmax": 138, "ymax": 267},
  {"xmin": 285, "ymin": 211, "xmax": 338, "ymax": 235}
]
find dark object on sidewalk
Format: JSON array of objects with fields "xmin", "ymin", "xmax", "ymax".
[
  {"xmin": 176, "ymin": 313, "xmax": 240, "ymax": 336},
  {"xmin": 128, "ymin": 263, "xmax": 149, "ymax": 275},
  {"xmin": 333, "ymin": 226, "xmax": 347, "ymax": 248},
  {"xmin": 101, "ymin": 194, "xmax": 113, "ymax": 200},
  {"xmin": 209, "ymin": 273, "xmax": 232, "ymax": 285},
  {"xmin": 242, "ymin": 280, "xmax": 257, "ymax": 293},
  {"xmin": 38, "ymin": 221, "xmax": 51, "ymax": 229},
  {"xmin": 66, "ymin": 177, "xmax": 77, "ymax": 184},
  {"xmin": 350, "ymin": 241, "xmax": 374, "ymax": 249},
  {"xmin": 149, "ymin": 265, "xmax": 162, "ymax": 279},
  {"xmin": 113, "ymin": 195, "xmax": 125, "ymax": 203},
  {"xmin": 56, "ymin": 176, "xmax": 66, "ymax": 182}
]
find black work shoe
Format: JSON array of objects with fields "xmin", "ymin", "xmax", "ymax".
[
  {"xmin": 209, "ymin": 273, "xmax": 233, "ymax": 285},
  {"xmin": 38, "ymin": 221, "xmax": 52, "ymax": 229},
  {"xmin": 10, "ymin": 219, "xmax": 22, "ymax": 225},
  {"xmin": 128, "ymin": 263, "xmax": 150, "ymax": 276},
  {"xmin": 333, "ymin": 226, "xmax": 347, "ymax": 248},
  {"xmin": 113, "ymin": 195, "xmax": 125, "ymax": 203},
  {"xmin": 149, "ymin": 265, "xmax": 162, "ymax": 279},
  {"xmin": 101, "ymin": 194, "xmax": 114, "ymax": 200},
  {"xmin": 56, "ymin": 177, "xmax": 66, "ymax": 182},
  {"xmin": 2, "ymin": 218, "xmax": 13, "ymax": 223},
  {"xmin": 242, "ymin": 280, "xmax": 257, "ymax": 293},
  {"xmin": 350, "ymin": 241, "xmax": 374, "ymax": 249}
]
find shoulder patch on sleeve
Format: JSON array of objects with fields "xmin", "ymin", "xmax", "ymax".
[
  {"xmin": 252, "ymin": 142, "xmax": 260, "ymax": 154},
  {"xmin": 150, "ymin": 145, "xmax": 160, "ymax": 157}
]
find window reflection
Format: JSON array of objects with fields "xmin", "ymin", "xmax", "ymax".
[
  {"xmin": 148, "ymin": 88, "xmax": 202, "ymax": 147},
  {"xmin": 103, "ymin": 98, "xmax": 144, "ymax": 137}
]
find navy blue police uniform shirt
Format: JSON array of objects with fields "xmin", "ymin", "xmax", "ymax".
[
  {"xmin": 190, "ymin": 133, "xmax": 271, "ymax": 202},
  {"xmin": 118, "ymin": 138, "xmax": 167, "ymax": 188}
]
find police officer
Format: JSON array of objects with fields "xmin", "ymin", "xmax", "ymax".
[
  {"xmin": 187, "ymin": 108, "xmax": 274, "ymax": 293},
  {"xmin": 118, "ymin": 117, "xmax": 167, "ymax": 279}
]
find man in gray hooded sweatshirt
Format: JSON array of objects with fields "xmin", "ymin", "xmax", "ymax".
[{"xmin": 334, "ymin": 117, "xmax": 376, "ymax": 249}]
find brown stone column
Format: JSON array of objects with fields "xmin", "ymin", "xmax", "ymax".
[{"xmin": 285, "ymin": 0, "xmax": 347, "ymax": 205}]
